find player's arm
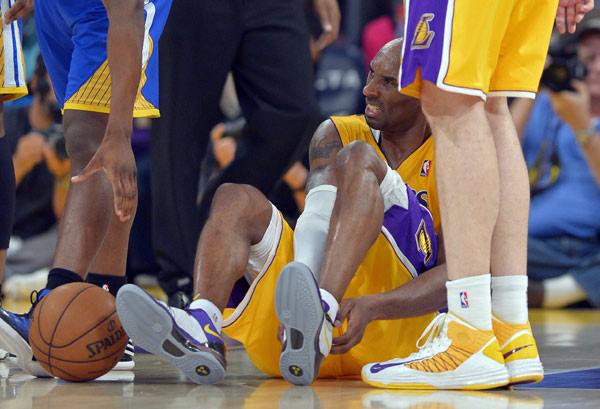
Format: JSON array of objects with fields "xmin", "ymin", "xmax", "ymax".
[
  {"xmin": 331, "ymin": 231, "xmax": 447, "ymax": 354},
  {"xmin": 306, "ymin": 119, "xmax": 344, "ymax": 192},
  {"xmin": 71, "ymin": 0, "xmax": 145, "ymax": 221}
]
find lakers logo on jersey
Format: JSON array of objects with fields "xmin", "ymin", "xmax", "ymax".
[
  {"xmin": 411, "ymin": 14, "xmax": 435, "ymax": 50},
  {"xmin": 415, "ymin": 219, "xmax": 433, "ymax": 264}
]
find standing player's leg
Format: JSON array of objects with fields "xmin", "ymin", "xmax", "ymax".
[
  {"xmin": 117, "ymin": 183, "xmax": 274, "ymax": 385},
  {"xmin": 0, "ymin": 2, "xmax": 38, "ymax": 363},
  {"xmin": 0, "ymin": 102, "xmax": 15, "ymax": 361},
  {"xmin": 486, "ymin": 98, "xmax": 544, "ymax": 385}
]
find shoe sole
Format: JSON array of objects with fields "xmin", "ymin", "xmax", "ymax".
[
  {"xmin": 0, "ymin": 317, "xmax": 51, "ymax": 377},
  {"xmin": 116, "ymin": 285, "xmax": 225, "ymax": 385},
  {"xmin": 274, "ymin": 262, "xmax": 324, "ymax": 386},
  {"xmin": 506, "ymin": 358, "xmax": 544, "ymax": 386},
  {"xmin": 114, "ymin": 360, "xmax": 135, "ymax": 370}
]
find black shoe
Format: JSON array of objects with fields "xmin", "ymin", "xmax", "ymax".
[{"xmin": 115, "ymin": 339, "xmax": 135, "ymax": 370}]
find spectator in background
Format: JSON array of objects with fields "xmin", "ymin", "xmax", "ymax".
[
  {"xmin": 150, "ymin": 0, "xmax": 340, "ymax": 306},
  {"xmin": 511, "ymin": 19, "xmax": 600, "ymax": 308},
  {"xmin": 2, "ymin": 56, "xmax": 69, "ymax": 298}
]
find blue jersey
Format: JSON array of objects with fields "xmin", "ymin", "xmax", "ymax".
[{"xmin": 34, "ymin": 0, "xmax": 171, "ymax": 117}]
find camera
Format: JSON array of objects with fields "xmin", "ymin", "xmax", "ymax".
[
  {"xmin": 540, "ymin": 39, "xmax": 587, "ymax": 92},
  {"xmin": 44, "ymin": 123, "xmax": 68, "ymax": 160}
]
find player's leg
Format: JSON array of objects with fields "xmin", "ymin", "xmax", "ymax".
[
  {"xmin": 484, "ymin": 0, "xmax": 556, "ymax": 385},
  {"xmin": 117, "ymin": 183, "xmax": 274, "ymax": 384},
  {"xmin": 0, "ymin": 100, "xmax": 12, "ymax": 291},
  {"xmin": 0, "ymin": 102, "xmax": 14, "ymax": 361},
  {"xmin": 276, "ymin": 141, "xmax": 401, "ymax": 385},
  {"xmin": 196, "ymin": 0, "xmax": 319, "ymax": 229},
  {"xmin": 486, "ymin": 98, "xmax": 544, "ymax": 385}
]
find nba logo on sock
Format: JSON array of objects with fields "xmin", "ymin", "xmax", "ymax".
[
  {"xmin": 102, "ymin": 284, "xmax": 109, "ymax": 292},
  {"xmin": 460, "ymin": 292, "xmax": 469, "ymax": 308}
]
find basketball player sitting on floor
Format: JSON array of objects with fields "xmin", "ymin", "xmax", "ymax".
[{"xmin": 116, "ymin": 39, "xmax": 541, "ymax": 387}]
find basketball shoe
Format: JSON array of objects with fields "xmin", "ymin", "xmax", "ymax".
[
  {"xmin": 116, "ymin": 284, "xmax": 226, "ymax": 384},
  {"xmin": 114, "ymin": 339, "xmax": 136, "ymax": 370},
  {"xmin": 362, "ymin": 312, "xmax": 509, "ymax": 389},
  {"xmin": 0, "ymin": 289, "xmax": 51, "ymax": 377},
  {"xmin": 492, "ymin": 314, "xmax": 543, "ymax": 385},
  {"xmin": 274, "ymin": 262, "xmax": 333, "ymax": 386}
]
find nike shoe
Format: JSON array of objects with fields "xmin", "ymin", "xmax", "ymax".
[
  {"xmin": 116, "ymin": 284, "xmax": 226, "ymax": 384},
  {"xmin": 274, "ymin": 261, "xmax": 333, "ymax": 386},
  {"xmin": 0, "ymin": 289, "xmax": 52, "ymax": 377},
  {"xmin": 492, "ymin": 314, "xmax": 544, "ymax": 385},
  {"xmin": 114, "ymin": 338, "xmax": 135, "ymax": 370},
  {"xmin": 362, "ymin": 313, "xmax": 509, "ymax": 390}
]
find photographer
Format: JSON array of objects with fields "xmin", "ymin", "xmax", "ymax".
[
  {"xmin": 511, "ymin": 19, "xmax": 600, "ymax": 309},
  {"xmin": 2, "ymin": 56, "xmax": 69, "ymax": 296}
]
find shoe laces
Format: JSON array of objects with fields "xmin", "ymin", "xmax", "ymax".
[
  {"xmin": 27, "ymin": 289, "xmax": 48, "ymax": 315},
  {"xmin": 414, "ymin": 313, "xmax": 449, "ymax": 356}
]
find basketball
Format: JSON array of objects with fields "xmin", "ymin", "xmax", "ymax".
[{"xmin": 29, "ymin": 282, "xmax": 128, "ymax": 382}]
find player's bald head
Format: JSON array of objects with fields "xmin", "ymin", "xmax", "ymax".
[{"xmin": 372, "ymin": 38, "xmax": 404, "ymax": 74}]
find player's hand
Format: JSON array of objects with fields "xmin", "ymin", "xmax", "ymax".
[
  {"xmin": 330, "ymin": 297, "xmax": 371, "ymax": 354},
  {"xmin": 313, "ymin": 0, "xmax": 341, "ymax": 51},
  {"xmin": 71, "ymin": 127, "xmax": 137, "ymax": 222},
  {"xmin": 549, "ymin": 80, "xmax": 592, "ymax": 131},
  {"xmin": 556, "ymin": 0, "xmax": 594, "ymax": 34},
  {"xmin": 4, "ymin": 0, "xmax": 34, "ymax": 25}
]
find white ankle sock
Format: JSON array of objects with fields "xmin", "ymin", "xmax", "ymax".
[
  {"xmin": 446, "ymin": 274, "xmax": 492, "ymax": 330},
  {"xmin": 319, "ymin": 288, "xmax": 339, "ymax": 324},
  {"xmin": 491, "ymin": 275, "xmax": 529, "ymax": 324},
  {"xmin": 189, "ymin": 298, "xmax": 223, "ymax": 332}
]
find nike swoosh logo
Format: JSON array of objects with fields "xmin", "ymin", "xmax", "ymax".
[
  {"xmin": 503, "ymin": 344, "xmax": 533, "ymax": 359},
  {"xmin": 369, "ymin": 355, "xmax": 433, "ymax": 373},
  {"xmin": 204, "ymin": 324, "xmax": 223, "ymax": 341}
]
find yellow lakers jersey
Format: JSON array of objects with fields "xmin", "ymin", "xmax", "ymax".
[{"xmin": 330, "ymin": 115, "xmax": 440, "ymax": 234}]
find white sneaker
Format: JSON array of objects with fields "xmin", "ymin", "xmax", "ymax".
[
  {"xmin": 362, "ymin": 313, "xmax": 509, "ymax": 390},
  {"xmin": 275, "ymin": 262, "xmax": 332, "ymax": 385}
]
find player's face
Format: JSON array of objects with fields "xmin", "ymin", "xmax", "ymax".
[
  {"xmin": 362, "ymin": 54, "xmax": 420, "ymax": 131},
  {"xmin": 579, "ymin": 34, "xmax": 600, "ymax": 97}
]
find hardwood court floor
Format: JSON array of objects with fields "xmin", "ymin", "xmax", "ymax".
[{"xmin": 1, "ymin": 309, "xmax": 600, "ymax": 409}]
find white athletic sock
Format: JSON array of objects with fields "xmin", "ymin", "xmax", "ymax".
[
  {"xmin": 542, "ymin": 274, "xmax": 587, "ymax": 308},
  {"xmin": 319, "ymin": 288, "xmax": 339, "ymax": 324},
  {"xmin": 446, "ymin": 274, "xmax": 492, "ymax": 330},
  {"xmin": 293, "ymin": 185, "xmax": 337, "ymax": 278},
  {"xmin": 189, "ymin": 298, "xmax": 223, "ymax": 332},
  {"xmin": 491, "ymin": 275, "xmax": 529, "ymax": 324}
]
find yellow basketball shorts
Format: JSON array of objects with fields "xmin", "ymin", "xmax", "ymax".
[
  {"xmin": 400, "ymin": 0, "xmax": 558, "ymax": 99},
  {"xmin": 222, "ymin": 206, "xmax": 436, "ymax": 378}
]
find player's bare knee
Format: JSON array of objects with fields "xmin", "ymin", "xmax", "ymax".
[
  {"xmin": 333, "ymin": 141, "xmax": 381, "ymax": 179},
  {"xmin": 211, "ymin": 184, "xmax": 271, "ymax": 229},
  {"xmin": 485, "ymin": 96, "xmax": 510, "ymax": 116},
  {"xmin": 64, "ymin": 136, "xmax": 100, "ymax": 172}
]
